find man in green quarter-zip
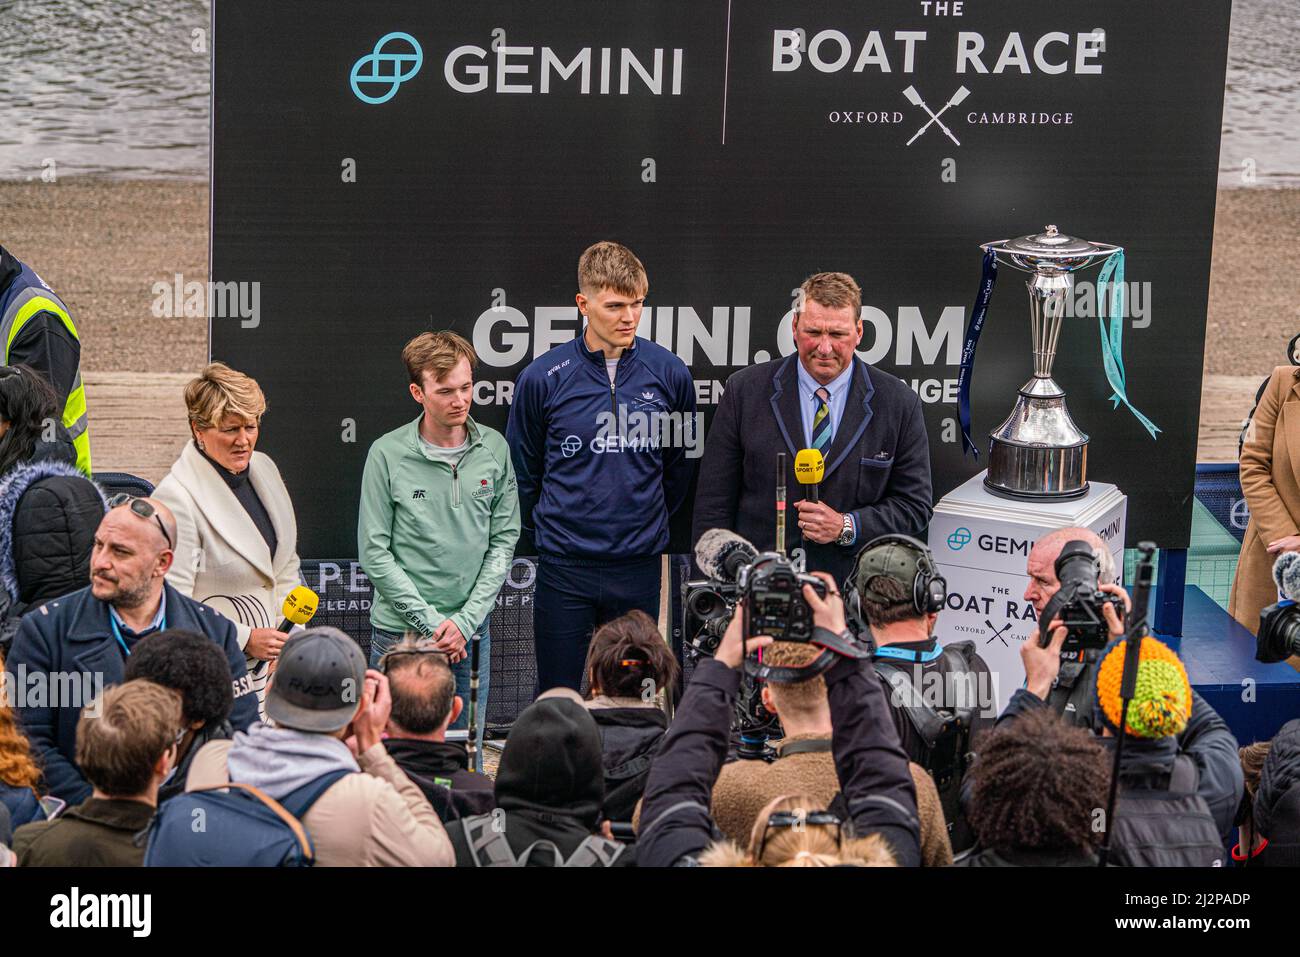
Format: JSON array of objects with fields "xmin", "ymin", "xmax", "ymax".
[{"xmin": 358, "ymin": 331, "xmax": 520, "ymax": 755}]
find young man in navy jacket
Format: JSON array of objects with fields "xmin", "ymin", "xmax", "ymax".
[{"xmin": 507, "ymin": 242, "xmax": 697, "ymax": 691}]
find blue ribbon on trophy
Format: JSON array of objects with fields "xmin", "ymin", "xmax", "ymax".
[{"xmin": 957, "ymin": 248, "xmax": 998, "ymax": 458}]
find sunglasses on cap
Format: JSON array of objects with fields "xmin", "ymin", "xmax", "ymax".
[
  {"xmin": 756, "ymin": 809, "xmax": 843, "ymax": 861},
  {"xmin": 378, "ymin": 636, "xmax": 449, "ymax": 674},
  {"xmin": 106, "ymin": 493, "xmax": 173, "ymax": 550}
]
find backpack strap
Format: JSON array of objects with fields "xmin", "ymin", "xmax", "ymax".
[
  {"xmin": 873, "ymin": 661, "xmax": 950, "ymax": 748},
  {"xmin": 279, "ymin": 770, "xmax": 353, "ymax": 819},
  {"xmin": 515, "ymin": 840, "xmax": 567, "ymax": 867},
  {"xmin": 187, "ymin": 782, "xmax": 315, "ymax": 862},
  {"xmin": 460, "ymin": 813, "xmax": 519, "ymax": 867},
  {"xmin": 563, "ymin": 835, "xmax": 626, "ymax": 867}
]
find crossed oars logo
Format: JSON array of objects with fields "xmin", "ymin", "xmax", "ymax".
[{"xmin": 903, "ymin": 85, "xmax": 971, "ymax": 146}]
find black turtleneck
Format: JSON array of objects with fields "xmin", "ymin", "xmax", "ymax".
[{"xmin": 197, "ymin": 442, "xmax": 278, "ymax": 558}]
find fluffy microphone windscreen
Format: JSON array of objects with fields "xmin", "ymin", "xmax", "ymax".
[{"xmin": 1274, "ymin": 551, "xmax": 1300, "ymax": 601}]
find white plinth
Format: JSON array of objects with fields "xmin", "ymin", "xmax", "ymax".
[{"xmin": 927, "ymin": 470, "xmax": 1127, "ymax": 713}]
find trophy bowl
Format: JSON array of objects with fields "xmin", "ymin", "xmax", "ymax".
[{"xmin": 979, "ymin": 225, "xmax": 1123, "ymax": 501}]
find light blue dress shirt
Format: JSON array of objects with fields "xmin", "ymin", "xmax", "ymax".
[{"xmin": 796, "ymin": 358, "xmax": 855, "ymax": 450}]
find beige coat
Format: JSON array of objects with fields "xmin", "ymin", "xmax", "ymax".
[
  {"xmin": 154, "ymin": 442, "xmax": 302, "ymax": 714},
  {"xmin": 709, "ymin": 733, "xmax": 954, "ymax": 867},
  {"xmin": 187, "ymin": 739, "xmax": 454, "ymax": 867},
  {"xmin": 1230, "ymin": 366, "xmax": 1300, "ymax": 635}
]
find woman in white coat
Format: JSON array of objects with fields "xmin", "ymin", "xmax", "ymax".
[{"xmin": 153, "ymin": 362, "xmax": 302, "ymax": 718}]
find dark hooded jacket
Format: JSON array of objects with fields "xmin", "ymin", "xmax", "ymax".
[
  {"xmin": 587, "ymin": 703, "xmax": 668, "ymax": 823},
  {"xmin": 447, "ymin": 697, "xmax": 634, "ymax": 866},
  {"xmin": 384, "ymin": 737, "xmax": 495, "ymax": 822},
  {"xmin": 0, "ymin": 448, "xmax": 105, "ymax": 653},
  {"xmin": 1253, "ymin": 718, "xmax": 1300, "ymax": 865},
  {"xmin": 993, "ymin": 688, "xmax": 1242, "ymax": 860}
]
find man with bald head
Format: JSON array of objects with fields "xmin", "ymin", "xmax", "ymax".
[
  {"xmin": 4, "ymin": 496, "xmax": 257, "ymax": 802},
  {"xmin": 1020, "ymin": 526, "xmax": 1127, "ymax": 728}
]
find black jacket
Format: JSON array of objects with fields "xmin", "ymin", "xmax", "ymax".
[
  {"xmin": 872, "ymin": 638, "xmax": 996, "ymax": 768},
  {"xmin": 3, "ymin": 582, "xmax": 258, "ymax": 803},
  {"xmin": 959, "ymin": 846, "xmax": 1098, "ymax": 867},
  {"xmin": 0, "ymin": 456, "xmax": 104, "ymax": 653},
  {"xmin": 447, "ymin": 697, "xmax": 634, "ymax": 866},
  {"xmin": 589, "ymin": 705, "xmax": 668, "ymax": 823},
  {"xmin": 1253, "ymin": 718, "xmax": 1300, "ymax": 865},
  {"xmin": 0, "ymin": 246, "xmax": 81, "ymax": 406},
  {"xmin": 996, "ymin": 688, "xmax": 1243, "ymax": 844},
  {"xmin": 637, "ymin": 655, "xmax": 920, "ymax": 867},
  {"xmin": 692, "ymin": 355, "xmax": 933, "ymax": 585},
  {"xmin": 384, "ymin": 737, "xmax": 495, "ymax": 822}
]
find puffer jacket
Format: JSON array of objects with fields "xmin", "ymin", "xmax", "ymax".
[
  {"xmin": 0, "ymin": 454, "xmax": 105, "ymax": 652},
  {"xmin": 587, "ymin": 700, "xmax": 668, "ymax": 823},
  {"xmin": 1254, "ymin": 718, "xmax": 1300, "ymax": 865}
]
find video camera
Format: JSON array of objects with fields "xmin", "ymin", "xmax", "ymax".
[
  {"xmin": 1037, "ymin": 539, "xmax": 1125, "ymax": 653},
  {"xmin": 1257, "ymin": 553, "xmax": 1300, "ymax": 664},
  {"xmin": 685, "ymin": 529, "xmax": 829, "ymax": 658}
]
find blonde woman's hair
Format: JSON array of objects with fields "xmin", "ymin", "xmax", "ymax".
[
  {"xmin": 697, "ymin": 794, "xmax": 896, "ymax": 867},
  {"xmin": 185, "ymin": 362, "xmax": 266, "ymax": 431}
]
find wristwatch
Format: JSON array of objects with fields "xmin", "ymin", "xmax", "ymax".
[{"xmin": 836, "ymin": 512, "xmax": 855, "ymax": 546}]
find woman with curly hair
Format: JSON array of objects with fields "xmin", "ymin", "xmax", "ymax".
[
  {"xmin": 961, "ymin": 707, "xmax": 1110, "ymax": 867},
  {"xmin": 0, "ymin": 650, "xmax": 45, "ymax": 830}
]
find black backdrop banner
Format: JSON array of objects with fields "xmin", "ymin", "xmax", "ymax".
[{"xmin": 211, "ymin": 0, "xmax": 1230, "ymax": 557}]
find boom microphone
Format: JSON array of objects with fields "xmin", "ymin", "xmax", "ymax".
[
  {"xmin": 695, "ymin": 528, "xmax": 759, "ymax": 583},
  {"xmin": 277, "ymin": 585, "xmax": 320, "ymax": 632},
  {"xmin": 1274, "ymin": 552, "xmax": 1300, "ymax": 601},
  {"xmin": 794, "ymin": 448, "xmax": 825, "ymax": 504}
]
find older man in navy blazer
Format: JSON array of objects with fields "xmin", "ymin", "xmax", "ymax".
[{"xmin": 692, "ymin": 272, "xmax": 933, "ymax": 586}]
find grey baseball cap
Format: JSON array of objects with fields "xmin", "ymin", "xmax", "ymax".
[{"xmin": 265, "ymin": 627, "xmax": 367, "ymax": 733}]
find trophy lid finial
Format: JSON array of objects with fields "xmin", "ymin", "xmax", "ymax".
[{"xmin": 1045, "ymin": 224, "xmax": 1058, "ymax": 236}]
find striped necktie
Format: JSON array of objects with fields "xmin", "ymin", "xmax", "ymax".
[{"xmin": 811, "ymin": 386, "xmax": 832, "ymax": 452}]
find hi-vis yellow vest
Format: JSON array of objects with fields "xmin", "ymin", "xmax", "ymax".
[{"xmin": 0, "ymin": 282, "xmax": 91, "ymax": 475}]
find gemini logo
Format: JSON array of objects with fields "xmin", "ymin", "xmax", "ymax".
[
  {"xmin": 351, "ymin": 32, "xmax": 424, "ymax": 104},
  {"xmin": 947, "ymin": 526, "xmax": 972, "ymax": 550}
]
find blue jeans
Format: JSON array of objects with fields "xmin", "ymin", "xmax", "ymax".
[{"xmin": 370, "ymin": 622, "xmax": 490, "ymax": 763}]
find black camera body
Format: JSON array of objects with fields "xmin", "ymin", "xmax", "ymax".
[
  {"xmin": 739, "ymin": 553, "xmax": 828, "ymax": 642},
  {"xmin": 1257, "ymin": 600, "xmax": 1300, "ymax": 663},
  {"xmin": 1038, "ymin": 540, "xmax": 1124, "ymax": 654},
  {"xmin": 683, "ymin": 552, "xmax": 828, "ymax": 657}
]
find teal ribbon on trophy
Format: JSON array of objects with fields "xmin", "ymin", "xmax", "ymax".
[{"xmin": 1096, "ymin": 250, "xmax": 1160, "ymax": 439}]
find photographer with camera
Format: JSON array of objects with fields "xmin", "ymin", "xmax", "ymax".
[
  {"xmin": 710, "ymin": 639, "xmax": 954, "ymax": 865},
  {"xmin": 847, "ymin": 534, "xmax": 993, "ymax": 854},
  {"xmin": 637, "ymin": 573, "xmax": 921, "ymax": 867},
  {"xmin": 1022, "ymin": 527, "xmax": 1130, "ymax": 727}
]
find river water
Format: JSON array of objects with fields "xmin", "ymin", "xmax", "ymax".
[{"xmin": 0, "ymin": 0, "xmax": 1295, "ymax": 186}]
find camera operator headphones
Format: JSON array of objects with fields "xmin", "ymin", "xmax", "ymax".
[{"xmin": 846, "ymin": 534, "xmax": 947, "ymax": 627}]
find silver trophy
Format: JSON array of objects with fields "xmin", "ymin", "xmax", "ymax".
[{"xmin": 980, "ymin": 225, "xmax": 1122, "ymax": 500}]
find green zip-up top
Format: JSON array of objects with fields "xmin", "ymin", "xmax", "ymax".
[{"xmin": 359, "ymin": 414, "xmax": 520, "ymax": 639}]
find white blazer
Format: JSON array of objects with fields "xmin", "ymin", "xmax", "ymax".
[{"xmin": 153, "ymin": 441, "xmax": 302, "ymax": 717}]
